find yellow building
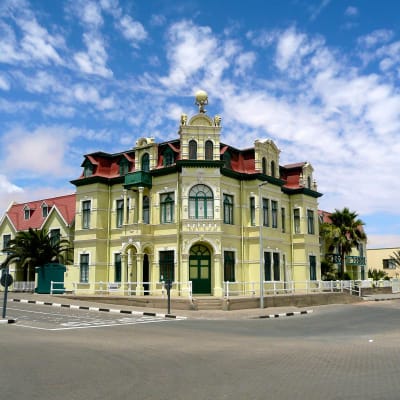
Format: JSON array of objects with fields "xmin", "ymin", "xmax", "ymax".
[
  {"xmin": 69, "ymin": 91, "xmax": 322, "ymax": 297},
  {"xmin": 367, "ymin": 248, "xmax": 400, "ymax": 278}
]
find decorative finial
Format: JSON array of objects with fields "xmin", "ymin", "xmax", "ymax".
[
  {"xmin": 180, "ymin": 113, "xmax": 187, "ymax": 126},
  {"xmin": 195, "ymin": 90, "xmax": 208, "ymax": 113},
  {"xmin": 214, "ymin": 115, "xmax": 221, "ymax": 127}
]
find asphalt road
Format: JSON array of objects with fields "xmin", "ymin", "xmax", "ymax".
[{"xmin": 1, "ymin": 301, "xmax": 400, "ymax": 400}]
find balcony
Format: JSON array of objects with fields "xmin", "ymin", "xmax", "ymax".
[{"xmin": 124, "ymin": 171, "xmax": 152, "ymax": 188}]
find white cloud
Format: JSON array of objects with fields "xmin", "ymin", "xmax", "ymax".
[
  {"xmin": 0, "ymin": 74, "xmax": 10, "ymax": 90},
  {"xmin": 73, "ymin": 84, "xmax": 115, "ymax": 110},
  {"xmin": 1, "ymin": 126, "xmax": 78, "ymax": 177},
  {"xmin": 159, "ymin": 20, "xmax": 218, "ymax": 88},
  {"xmin": 118, "ymin": 14, "xmax": 147, "ymax": 46},
  {"xmin": 74, "ymin": 32, "xmax": 113, "ymax": 78},
  {"xmin": 345, "ymin": 6, "xmax": 358, "ymax": 17},
  {"xmin": 358, "ymin": 29, "xmax": 394, "ymax": 48}
]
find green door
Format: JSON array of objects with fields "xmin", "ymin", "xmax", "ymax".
[{"xmin": 189, "ymin": 245, "xmax": 211, "ymax": 294}]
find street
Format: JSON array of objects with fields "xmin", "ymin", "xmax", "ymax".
[{"xmin": 1, "ymin": 300, "xmax": 400, "ymax": 400}]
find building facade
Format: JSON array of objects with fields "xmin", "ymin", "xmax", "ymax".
[
  {"xmin": 367, "ymin": 248, "xmax": 400, "ymax": 278},
  {"xmin": 69, "ymin": 91, "xmax": 322, "ymax": 297},
  {"xmin": 0, "ymin": 194, "xmax": 75, "ymax": 290}
]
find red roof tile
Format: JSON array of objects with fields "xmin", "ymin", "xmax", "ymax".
[{"xmin": 6, "ymin": 194, "xmax": 75, "ymax": 231}]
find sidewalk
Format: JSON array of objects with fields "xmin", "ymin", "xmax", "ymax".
[
  {"xmin": 5, "ymin": 292, "xmax": 314, "ymax": 320},
  {"xmin": 4, "ymin": 292, "xmax": 400, "ymax": 321}
]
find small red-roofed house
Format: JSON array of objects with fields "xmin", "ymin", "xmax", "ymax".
[{"xmin": 0, "ymin": 194, "xmax": 75, "ymax": 289}]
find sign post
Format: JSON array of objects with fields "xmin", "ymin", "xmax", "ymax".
[{"xmin": 1, "ymin": 266, "xmax": 13, "ymax": 319}]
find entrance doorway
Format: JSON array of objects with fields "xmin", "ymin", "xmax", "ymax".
[
  {"xmin": 143, "ymin": 254, "xmax": 149, "ymax": 295},
  {"xmin": 189, "ymin": 244, "xmax": 211, "ymax": 294}
]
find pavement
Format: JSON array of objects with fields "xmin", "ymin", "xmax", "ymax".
[{"xmin": 2, "ymin": 291, "xmax": 400, "ymax": 323}]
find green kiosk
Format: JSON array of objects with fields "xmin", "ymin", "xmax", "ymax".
[{"xmin": 35, "ymin": 263, "xmax": 66, "ymax": 294}]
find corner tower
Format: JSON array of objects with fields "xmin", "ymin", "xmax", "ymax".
[{"xmin": 179, "ymin": 90, "xmax": 222, "ymax": 161}]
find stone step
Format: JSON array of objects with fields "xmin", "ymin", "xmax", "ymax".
[{"xmin": 193, "ymin": 298, "xmax": 223, "ymax": 310}]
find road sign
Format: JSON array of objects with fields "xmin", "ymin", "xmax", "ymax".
[{"xmin": 1, "ymin": 273, "xmax": 13, "ymax": 288}]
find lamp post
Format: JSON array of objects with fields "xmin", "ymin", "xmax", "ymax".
[{"xmin": 258, "ymin": 181, "xmax": 268, "ymax": 309}]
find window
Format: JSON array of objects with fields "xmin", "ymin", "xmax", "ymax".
[
  {"xmin": 189, "ymin": 184, "xmax": 214, "ymax": 219},
  {"xmin": 189, "ymin": 140, "xmax": 197, "ymax": 160},
  {"xmin": 2, "ymin": 234, "xmax": 11, "ymax": 252},
  {"xmin": 119, "ymin": 158, "xmax": 129, "ymax": 175},
  {"xmin": 262, "ymin": 198, "xmax": 269, "ymax": 226},
  {"xmin": 114, "ymin": 253, "xmax": 121, "ymax": 282},
  {"xmin": 50, "ymin": 229, "xmax": 60, "ymax": 246},
  {"xmin": 163, "ymin": 148, "xmax": 174, "ymax": 166},
  {"xmin": 205, "ymin": 140, "xmax": 213, "ymax": 160},
  {"xmin": 223, "ymin": 194, "xmax": 233, "ymax": 224},
  {"xmin": 223, "ymin": 151, "xmax": 231, "ymax": 168},
  {"xmin": 143, "ymin": 196, "xmax": 150, "ymax": 224},
  {"xmin": 294, "ymin": 208, "xmax": 300, "ymax": 234},
  {"xmin": 307, "ymin": 176, "xmax": 312, "ymax": 189},
  {"xmin": 383, "ymin": 259, "xmax": 396, "ymax": 269},
  {"xmin": 80, "ymin": 254, "xmax": 89, "ymax": 283},
  {"xmin": 224, "ymin": 251, "xmax": 235, "ymax": 281},
  {"xmin": 310, "ymin": 255, "xmax": 317, "ymax": 280},
  {"xmin": 141, "ymin": 153, "xmax": 150, "ymax": 172},
  {"xmin": 264, "ymin": 252, "xmax": 271, "ymax": 281},
  {"xmin": 160, "ymin": 192, "xmax": 174, "ymax": 223},
  {"xmin": 262, "ymin": 157, "xmax": 267, "ymax": 174},
  {"xmin": 160, "ymin": 250, "xmax": 174, "ymax": 281},
  {"xmin": 42, "ymin": 204, "xmax": 49, "ymax": 218},
  {"xmin": 307, "ymin": 209, "xmax": 315, "ymax": 234},
  {"xmin": 116, "ymin": 199, "xmax": 123, "ymax": 228},
  {"xmin": 83, "ymin": 159, "xmax": 94, "ymax": 177},
  {"xmin": 24, "ymin": 207, "xmax": 30, "ymax": 220},
  {"xmin": 250, "ymin": 197, "xmax": 255, "ymax": 226},
  {"xmin": 281, "ymin": 207, "xmax": 286, "ymax": 233},
  {"xmin": 82, "ymin": 200, "xmax": 91, "ymax": 229},
  {"xmin": 273, "ymin": 252, "xmax": 280, "ymax": 281},
  {"xmin": 271, "ymin": 200, "xmax": 278, "ymax": 228},
  {"xmin": 271, "ymin": 160, "xmax": 276, "ymax": 177}
]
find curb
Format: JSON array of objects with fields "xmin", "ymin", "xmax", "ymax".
[
  {"xmin": 259, "ymin": 309, "xmax": 313, "ymax": 319},
  {"xmin": 10, "ymin": 298, "xmax": 186, "ymax": 320},
  {"xmin": 0, "ymin": 318, "xmax": 17, "ymax": 324}
]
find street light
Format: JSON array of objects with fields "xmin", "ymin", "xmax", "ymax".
[{"xmin": 258, "ymin": 181, "xmax": 268, "ymax": 309}]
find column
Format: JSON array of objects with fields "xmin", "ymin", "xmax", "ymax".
[
  {"xmin": 138, "ymin": 187, "xmax": 144, "ymax": 224},
  {"xmin": 136, "ymin": 253, "xmax": 144, "ymax": 295},
  {"xmin": 121, "ymin": 253, "xmax": 128, "ymax": 295},
  {"xmin": 123, "ymin": 189, "xmax": 128, "ymax": 224},
  {"xmin": 213, "ymin": 254, "xmax": 223, "ymax": 297}
]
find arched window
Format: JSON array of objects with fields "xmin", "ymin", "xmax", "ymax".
[
  {"xmin": 119, "ymin": 158, "xmax": 129, "ymax": 175},
  {"xmin": 141, "ymin": 153, "xmax": 150, "ymax": 172},
  {"xmin": 189, "ymin": 184, "xmax": 214, "ymax": 219},
  {"xmin": 307, "ymin": 176, "xmax": 312, "ymax": 189},
  {"xmin": 222, "ymin": 151, "xmax": 231, "ymax": 168},
  {"xmin": 262, "ymin": 157, "xmax": 267, "ymax": 175},
  {"xmin": 205, "ymin": 140, "xmax": 213, "ymax": 160},
  {"xmin": 189, "ymin": 140, "xmax": 197, "ymax": 160},
  {"xmin": 270, "ymin": 160, "xmax": 276, "ymax": 177},
  {"xmin": 143, "ymin": 195, "xmax": 150, "ymax": 224},
  {"xmin": 163, "ymin": 147, "xmax": 174, "ymax": 166}
]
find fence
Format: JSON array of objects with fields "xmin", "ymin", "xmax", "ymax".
[
  {"xmin": 223, "ymin": 280, "xmax": 392, "ymax": 299},
  {"xmin": 50, "ymin": 280, "xmax": 193, "ymax": 299}
]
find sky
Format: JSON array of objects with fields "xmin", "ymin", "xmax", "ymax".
[{"xmin": 1, "ymin": 0, "xmax": 400, "ymax": 249}]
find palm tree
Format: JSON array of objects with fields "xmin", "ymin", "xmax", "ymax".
[
  {"xmin": 320, "ymin": 207, "xmax": 366, "ymax": 279},
  {"xmin": 390, "ymin": 250, "xmax": 400, "ymax": 273},
  {"xmin": 1, "ymin": 228, "xmax": 72, "ymax": 274}
]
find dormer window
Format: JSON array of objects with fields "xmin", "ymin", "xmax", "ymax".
[
  {"xmin": 163, "ymin": 148, "xmax": 174, "ymax": 166},
  {"xmin": 222, "ymin": 151, "xmax": 231, "ymax": 168},
  {"xmin": 23, "ymin": 206, "xmax": 31, "ymax": 220},
  {"xmin": 141, "ymin": 153, "xmax": 150, "ymax": 172},
  {"xmin": 119, "ymin": 158, "xmax": 129, "ymax": 175},
  {"xmin": 42, "ymin": 203, "xmax": 49, "ymax": 218},
  {"xmin": 83, "ymin": 159, "xmax": 94, "ymax": 177},
  {"xmin": 271, "ymin": 160, "xmax": 276, "ymax": 178}
]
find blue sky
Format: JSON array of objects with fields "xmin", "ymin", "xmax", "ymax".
[{"xmin": 1, "ymin": 0, "xmax": 400, "ymax": 249}]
